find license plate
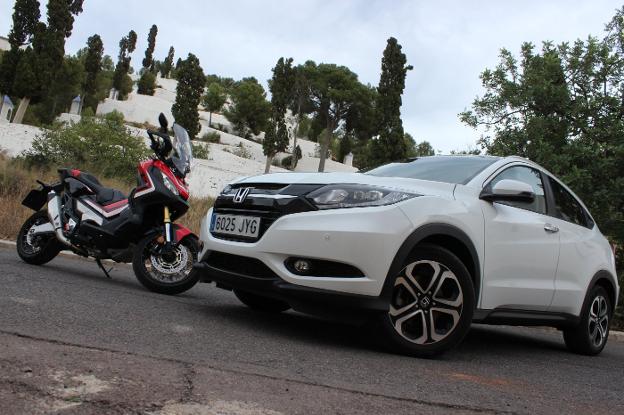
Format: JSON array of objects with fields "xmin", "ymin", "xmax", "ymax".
[{"xmin": 210, "ymin": 213, "xmax": 261, "ymax": 239}]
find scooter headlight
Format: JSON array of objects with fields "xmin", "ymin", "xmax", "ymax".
[
  {"xmin": 161, "ymin": 172, "xmax": 179, "ymax": 196},
  {"xmin": 308, "ymin": 184, "xmax": 418, "ymax": 209}
]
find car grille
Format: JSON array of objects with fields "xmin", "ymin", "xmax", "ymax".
[{"xmin": 210, "ymin": 183, "xmax": 322, "ymax": 242}]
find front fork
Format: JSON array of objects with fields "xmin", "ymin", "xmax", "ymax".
[
  {"xmin": 164, "ymin": 206, "xmax": 173, "ymax": 243},
  {"xmin": 153, "ymin": 206, "xmax": 176, "ymax": 255}
]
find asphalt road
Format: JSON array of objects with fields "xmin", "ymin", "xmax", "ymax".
[{"xmin": 1, "ymin": 243, "xmax": 623, "ymax": 415}]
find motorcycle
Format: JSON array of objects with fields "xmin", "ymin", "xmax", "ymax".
[{"xmin": 16, "ymin": 113, "xmax": 200, "ymax": 295}]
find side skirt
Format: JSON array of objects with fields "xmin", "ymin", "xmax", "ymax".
[{"xmin": 473, "ymin": 308, "xmax": 580, "ymax": 329}]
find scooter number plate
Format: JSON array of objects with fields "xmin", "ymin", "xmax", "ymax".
[{"xmin": 210, "ymin": 214, "xmax": 261, "ymax": 239}]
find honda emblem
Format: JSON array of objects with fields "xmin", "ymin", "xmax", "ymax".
[{"xmin": 233, "ymin": 187, "xmax": 251, "ymax": 203}]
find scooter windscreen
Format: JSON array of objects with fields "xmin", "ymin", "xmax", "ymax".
[{"xmin": 171, "ymin": 123, "xmax": 193, "ymax": 176}]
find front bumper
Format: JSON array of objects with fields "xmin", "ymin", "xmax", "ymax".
[
  {"xmin": 197, "ymin": 205, "xmax": 414, "ymax": 297},
  {"xmin": 193, "ymin": 259, "xmax": 388, "ymax": 320}
]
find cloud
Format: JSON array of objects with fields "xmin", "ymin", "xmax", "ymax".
[{"xmin": 0, "ymin": 0, "xmax": 619, "ymax": 152}]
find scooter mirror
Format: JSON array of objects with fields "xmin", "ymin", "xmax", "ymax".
[{"xmin": 158, "ymin": 113, "xmax": 168, "ymax": 132}]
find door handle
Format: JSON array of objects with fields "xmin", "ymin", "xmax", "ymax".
[{"xmin": 544, "ymin": 223, "xmax": 559, "ymax": 233}]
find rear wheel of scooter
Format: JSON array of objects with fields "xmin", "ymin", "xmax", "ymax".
[
  {"xmin": 16, "ymin": 211, "xmax": 62, "ymax": 265},
  {"xmin": 133, "ymin": 235, "xmax": 200, "ymax": 295}
]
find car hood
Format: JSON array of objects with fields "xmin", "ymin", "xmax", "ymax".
[{"xmin": 233, "ymin": 172, "xmax": 456, "ymax": 197}]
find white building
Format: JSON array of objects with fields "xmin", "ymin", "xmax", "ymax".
[
  {"xmin": 0, "ymin": 95, "xmax": 14, "ymax": 123},
  {"xmin": 0, "ymin": 36, "xmax": 9, "ymax": 52},
  {"xmin": 69, "ymin": 95, "xmax": 82, "ymax": 115}
]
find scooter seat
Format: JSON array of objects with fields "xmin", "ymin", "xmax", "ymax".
[{"xmin": 62, "ymin": 169, "xmax": 127, "ymax": 206}]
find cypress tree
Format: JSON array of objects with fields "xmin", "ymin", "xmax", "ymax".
[
  {"xmin": 172, "ymin": 53, "xmax": 205, "ymax": 138},
  {"xmin": 15, "ymin": 0, "xmax": 84, "ymax": 123},
  {"xmin": 161, "ymin": 46, "xmax": 175, "ymax": 78},
  {"xmin": 372, "ymin": 37, "xmax": 412, "ymax": 165},
  {"xmin": 0, "ymin": 0, "xmax": 40, "ymax": 95},
  {"xmin": 112, "ymin": 30, "xmax": 138, "ymax": 100},
  {"xmin": 83, "ymin": 34, "xmax": 104, "ymax": 112},
  {"xmin": 142, "ymin": 24, "xmax": 158, "ymax": 71},
  {"xmin": 263, "ymin": 57, "xmax": 295, "ymax": 173}
]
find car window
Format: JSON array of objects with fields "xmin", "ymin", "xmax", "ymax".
[
  {"xmin": 366, "ymin": 156, "xmax": 497, "ymax": 184},
  {"xmin": 547, "ymin": 177, "xmax": 592, "ymax": 228},
  {"xmin": 486, "ymin": 166, "xmax": 547, "ymax": 214}
]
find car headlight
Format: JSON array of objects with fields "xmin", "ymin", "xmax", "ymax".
[
  {"xmin": 308, "ymin": 184, "xmax": 418, "ymax": 209},
  {"xmin": 161, "ymin": 172, "xmax": 179, "ymax": 196}
]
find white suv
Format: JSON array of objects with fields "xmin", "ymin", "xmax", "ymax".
[{"xmin": 195, "ymin": 156, "xmax": 618, "ymax": 356}]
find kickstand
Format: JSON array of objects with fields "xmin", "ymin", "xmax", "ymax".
[{"xmin": 96, "ymin": 259, "xmax": 113, "ymax": 279}]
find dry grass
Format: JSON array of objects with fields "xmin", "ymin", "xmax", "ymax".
[
  {"xmin": 180, "ymin": 197, "xmax": 215, "ymax": 235},
  {"xmin": 0, "ymin": 153, "xmax": 61, "ymax": 239},
  {"xmin": 0, "ymin": 153, "xmax": 213, "ymax": 240}
]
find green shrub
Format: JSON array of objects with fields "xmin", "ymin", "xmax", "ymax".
[
  {"xmin": 213, "ymin": 123, "xmax": 229, "ymax": 133},
  {"xmin": 200, "ymin": 131, "xmax": 221, "ymax": 143},
  {"xmin": 223, "ymin": 142, "xmax": 252, "ymax": 159},
  {"xmin": 20, "ymin": 114, "xmax": 150, "ymax": 183},
  {"xmin": 280, "ymin": 156, "xmax": 293, "ymax": 169},
  {"xmin": 137, "ymin": 71, "xmax": 157, "ymax": 96},
  {"xmin": 192, "ymin": 142, "xmax": 210, "ymax": 159}
]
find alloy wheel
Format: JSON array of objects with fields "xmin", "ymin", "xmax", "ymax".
[
  {"xmin": 145, "ymin": 243, "xmax": 194, "ymax": 283},
  {"xmin": 588, "ymin": 295, "xmax": 609, "ymax": 348},
  {"xmin": 389, "ymin": 260, "xmax": 464, "ymax": 344}
]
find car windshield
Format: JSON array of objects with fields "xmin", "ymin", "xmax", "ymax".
[
  {"xmin": 366, "ymin": 156, "xmax": 498, "ymax": 184},
  {"xmin": 171, "ymin": 123, "xmax": 193, "ymax": 176}
]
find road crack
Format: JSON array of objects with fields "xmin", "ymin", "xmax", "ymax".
[{"xmin": 0, "ymin": 329, "xmax": 518, "ymax": 414}]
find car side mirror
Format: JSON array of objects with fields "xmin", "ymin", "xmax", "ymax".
[
  {"xmin": 480, "ymin": 179, "xmax": 535, "ymax": 203},
  {"xmin": 158, "ymin": 113, "xmax": 168, "ymax": 133}
]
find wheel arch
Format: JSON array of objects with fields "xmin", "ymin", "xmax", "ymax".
[
  {"xmin": 588, "ymin": 270, "xmax": 619, "ymax": 315},
  {"xmin": 380, "ymin": 223, "xmax": 481, "ymax": 304}
]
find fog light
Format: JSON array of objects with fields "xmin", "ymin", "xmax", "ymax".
[{"xmin": 293, "ymin": 259, "xmax": 311, "ymax": 274}]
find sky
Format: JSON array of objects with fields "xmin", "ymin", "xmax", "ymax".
[{"xmin": 0, "ymin": 0, "xmax": 621, "ymax": 152}]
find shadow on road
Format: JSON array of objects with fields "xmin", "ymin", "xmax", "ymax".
[{"xmin": 198, "ymin": 297, "xmax": 573, "ymax": 361}]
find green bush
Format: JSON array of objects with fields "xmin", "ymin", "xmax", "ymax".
[
  {"xmin": 213, "ymin": 123, "xmax": 229, "ymax": 133},
  {"xmin": 137, "ymin": 71, "xmax": 157, "ymax": 96},
  {"xmin": 200, "ymin": 131, "xmax": 220, "ymax": 143},
  {"xmin": 192, "ymin": 142, "xmax": 210, "ymax": 159},
  {"xmin": 280, "ymin": 155, "xmax": 293, "ymax": 169},
  {"xmin": 20, "ymin": 114, "xmax": 150, "ymax": 183}
]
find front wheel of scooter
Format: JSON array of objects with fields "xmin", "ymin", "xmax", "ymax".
[{"xmin": 132, "ymin": 234, "xmax": 200, "ymax": 295}]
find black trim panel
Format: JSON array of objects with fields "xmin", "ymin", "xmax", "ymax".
[
  {"xmin": 193, "ymin": 260, "xmax": 387, "ymax": 322},
  {"xmin": 473, "ymin": 308, "xmax": 580, "ymax": 328}
]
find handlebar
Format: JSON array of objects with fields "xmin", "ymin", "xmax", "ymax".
[{"xmin": 147, "ymin": 130, "xmax": 173, "ymax": 159}]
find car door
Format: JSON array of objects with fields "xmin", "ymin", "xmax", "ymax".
[
  {"xmin": 544, "ymin": 176, "xmax": 599, "ymax": 315},
  {"xmin": 480, "ymin": 164, "xmax": 560, "ymax": 311}
]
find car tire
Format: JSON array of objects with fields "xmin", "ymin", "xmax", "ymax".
[
  {"xmin": 375, "ymin": 243, "xmax": 475, "ymax": 357},
  {"xmin": 563, "ymin": 285, "xmax": 611, "ymax": 356},
  {"xmin": 234, "ymin": 289, "xmax": 291, "ymax": 313},
  {"xmin": 16, "ymin": 210, "xmax": 62, "ymax": 265}
]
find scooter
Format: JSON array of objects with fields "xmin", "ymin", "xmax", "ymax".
[{"xmin": 16, "ymin": 113, "xmax": 200, "ymax": 295}]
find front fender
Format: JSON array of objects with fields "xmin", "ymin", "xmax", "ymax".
[{"xmin": 173, "ymin": 223, "xmax": 195, "ymax": 243}]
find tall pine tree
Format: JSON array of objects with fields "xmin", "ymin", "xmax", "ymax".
[
  {"xmin": 15, "ymin": 0, "xmax": 84, "ymax": 123},
  {"xmin": 112, "ymin": 30, "xmax": 137, "ymax": 100},
  {"xmin": 263, "ymin": 57, "xmax": 295, "ymax": 173},
  {"xmin": 161, "ymin": 46, "xmax": 175, "ymax": 78},
  {"xmin": 0, "ymin": 0, "xmax": 40, "ymax": 97},
  {"xmin": 83, "ymin": 34, "xmax": 104, "ymax": 112},
  {"xmin": 138, "ymin": 24, "xmax": 158, "ymax": 95},
  {"xmin": 172, "ymin": 53, "xmax": 205, "ymax": 139},
  {"xmin": 372, "ymin": 37, "xmax": 412, "ymax": 166},
  {"xmin": 142, "ymin": 24, "xmax": 158, "ymax": 71}
]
